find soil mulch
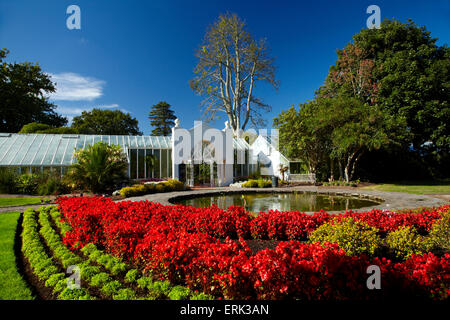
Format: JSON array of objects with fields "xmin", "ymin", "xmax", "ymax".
[{"xmin": 245, "ymin": 239, "xmax": 281, "ymax": 255}]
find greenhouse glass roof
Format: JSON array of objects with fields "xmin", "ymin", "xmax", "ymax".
[{"xmin": 0, "ymin": 133, "xmax": 172, "ymax": 167}]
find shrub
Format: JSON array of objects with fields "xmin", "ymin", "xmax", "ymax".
[
  {"xmin": 427, "ymin": 212, "xmax": 450, "ymax": 253},
  {"xmin": 242, "ymin": 179, "xmax": 271, "ymax": 188},
  {"xmin": 37, "ymin": 175, "xmax": 70, "ymax": 195},
  {"xmin": 67, "ymin": 142, "xmax": 128, "ymax": 193},
  {"xmin": 119, "ymin": 187, "xmax": 136, "ymax": 197},
  {"xmin": 124, "ymin": 269, "xmax": 140, "ymax": 284},
  {"xmin": 164, "ymin": 179, "xmax": 185, "ymax": 191},
  {"xmin": 45, "ymin": 273, "xmax": 66, "ymax": 288},
  {"xmin": 0, "ymin": 167, "xmax": 18, "ymax": 193},
  {"xmin": 308, "ymin": 217, "xmax": 382, "ymax": 256},
  {"xmin": 79, "ymin": 265, "xmax": 101, "ymax": 279},
  {"xmin": 136, "ymin": 276, "xmax": 153, "ymax": 290},
  {"xmin": 58, "ymin": 288, "xmax": 95, "ymax": 300},
  {"xmin": 242, "ymin": 180, "xmax": 258, "ymax": 188},
  {"xmin": 257, "ymin": 179, "xmax": 272, "ymax": 188},
  {"xmin": 190, "ymin": 292, "xmax": 215, "ymax": 300},
  {"xmin": 385, "ymin": 226, "xmax": 427, "ymax": 260},
  {"xmin": 144, "ymin": 183, "xmax": 156, "ymax": 194},
  {"xmin": 154, "ymin": 182, "xmax": 167, "ymax": 193},
  {"xmin": 119, "ymin": 179, "xmax": 185, "ymax": 198},
  {"xmin": 113, "ymin": 288, "xmax": 136, "ymax": 300},
  {"xmin": 90, "ymin": 273, "xmax": 112, "ymax": 287},
  {"xmin": 168, "ymin": 286, "xmax": 191, "ymax": 300},
  {"xmin": 16, "ymin": 173, "xmax": 39, "ymax": 194},
  {"xmin": 101, "ymin": 280, "xmax": 123, "ymax": 297}
]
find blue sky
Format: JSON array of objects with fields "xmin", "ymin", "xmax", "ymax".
[{"xmin": 1, "ymin": 0, "xmax": 449, "ymax": 135}]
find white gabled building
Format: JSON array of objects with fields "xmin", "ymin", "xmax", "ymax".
[{"xmin": 250, "ymin": 135, "xmax": 290, "ymax": 180}]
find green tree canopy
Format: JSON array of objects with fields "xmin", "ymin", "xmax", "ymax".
[
  {"xmin": 322, "ymin": 19, "xmax": 449, "ymax": 154},
  {"xmin": 0, "ymin": 49, "xmax": 67, "ymax": 132},
  {"xmin": 274, "ymin": 96, "xmax": 407, "ymax": 181},
  {"xmin": 148, "ymin": 101, "xmax": 176, "ymax": 136},
  {"xmin": 19, "ymin": 122, "xmax": 77, "ymax": 134},
  {"xmin": 273, "ymin": 102, "xmax": 331, "ymax": 174},
  {"xmin": 71, "ymin": 108, "xmax": 142, "ymax": 135}
]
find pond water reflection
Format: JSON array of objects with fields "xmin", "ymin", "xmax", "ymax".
[{"xmin": 173, "ymin": 192, "xmax": 381, "ymax": 213}]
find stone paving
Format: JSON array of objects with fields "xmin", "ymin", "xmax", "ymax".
[
  {"xmin": 125, "ymin": 186, "xmax": 448, "ymax": 214},
  {"xmin": 0, "ymin": 204, "xmax": 53, "ymax": 213}
]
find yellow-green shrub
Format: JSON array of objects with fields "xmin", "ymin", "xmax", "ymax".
[
  {"xmin": 119, "ymin": 179, "xmax": 185, "ymax": 197},
  {"xmin": 308, "ymin": 217, "xmax": 382, "ymax": 257},
  {"xmin": 385, "ymin": 226, "xmax": 426, "ymax": 260},
  {"xmin": 426, "ymin": 213, "xmax": 450, "ymax": 253},
  {"xmin": 134, "ymin": 184, "xmax": 146, "ymax": 193},
  {"xmin": 155, "ymin": 183, "xmax": 168, "ymax": 193},
  {"xmin": 164, "ymin": 179, "xmax": 185, "ymax": 191},
  {"xmin": 242, "ymin": 180, "xmax": 258, "ymax": 188},
  {"xmin": 144, "ymin": 183, "xmax": 156, "ymax": 194},
  {"xmin": 257, "ymin": 179, "xmax": 271, "ymax": 188},
  {"xmin": 120, "ymin": 187, "xmax": 137, "ymax": 197},
  {"xmin": 242, "ymin": 179, "xmax": 271, "ymax": 188}
]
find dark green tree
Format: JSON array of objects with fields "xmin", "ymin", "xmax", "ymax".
[
  {"xmin": 273, "ymin": 103, "xmax": 331, "ymax": 175},
  {"xmin": 148, "ymin": 101, "xmax": 176, "ymax": 136},
  {"xmin": 0, "ymin": 49, "xmax": 67, "ymax": 132},
  {"xmin": 322, "ymin": 19, "xmax": 449, "ymax": 154},
  {"xmin": 274, "ymin": 96, "xmax": 407, "ymax": 182},
  {"xmin": 71, "ymin": 108, "xmax": 142, "ymax": 135}
]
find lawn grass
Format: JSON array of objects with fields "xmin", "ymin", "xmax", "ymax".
[
  {"xmin": 0, "ymin": 198, "xmax": 43, "ymax": 207},
  {"xmin": 361, "ymin": 181, "xmax": 450, "ymax": 195},
  {"xmin": 0, "ymin": 211, "xmax": 34, "ymax": 300}
]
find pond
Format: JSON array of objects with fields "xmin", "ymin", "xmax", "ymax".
[{"xmin": 173, "ymin": 192, "xmax": 381, "ymax": 213}]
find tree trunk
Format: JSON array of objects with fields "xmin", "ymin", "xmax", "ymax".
[
  {"xmin": 344, "ymin": 149, "xmax": 361, "ymax": 182},
  {"xmin": 349, "ymin": 151, "xmax": 363, "ymax": 182},
  {"xmin": 344, "ymin": 165, "xmax": 350, "ymax": 182},
  {"xmin": 329, "ymin": 158, "xmax": 335, "ymax": 182}
]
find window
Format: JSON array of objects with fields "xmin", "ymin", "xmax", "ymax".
[
  {"xmin": 289, "ymin": 162, "xmax": 304, "ymax": 174},
  {"xmin": 138, "ymin": 149, "xmax": 145, "ymax": 179},
  {"xmin": 153, "ymin": 150, "xmax": 161, "ymax": 178},
  {"xmin": 130, "ymin": 149, "xmax": 137, "ymax": 179}
]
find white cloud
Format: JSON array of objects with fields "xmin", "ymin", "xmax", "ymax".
[
  {"xmin": 56, "ymin": 104, "xmax": 129, "ymax": 124},
  {"xmin": 47, "ymin": 72, "xmax": 105, "ymax": 101}
]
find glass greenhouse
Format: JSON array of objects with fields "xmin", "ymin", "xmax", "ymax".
[
  {"xmin": 0, "ymin": 128, "xmax": 290, "ymax": 186},
  {"xmin": 0, "ymin": 133, "xmax": 172, "ymax": 179}
]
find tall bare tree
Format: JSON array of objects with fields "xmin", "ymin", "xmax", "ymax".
[{"xmin": 190, "ymin": 13, "xmax": 278, "ymax": 136}]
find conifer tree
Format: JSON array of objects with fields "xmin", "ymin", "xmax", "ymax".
[{"xmin": 148, "ymin": 101, "xmax": 177, "ymax": 136}]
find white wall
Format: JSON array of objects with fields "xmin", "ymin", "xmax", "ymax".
[{"xmin": 250, "ymin": 135, "xmax": 289, "ymax": 179}]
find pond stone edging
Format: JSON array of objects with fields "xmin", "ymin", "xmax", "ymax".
[{"xmin": 123, "ymin": 186, "xmax": 447, "ymax": 214}]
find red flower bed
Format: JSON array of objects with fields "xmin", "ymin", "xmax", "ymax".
[
  {"xmin": 57, "ymin": 197, "xmax": 449, "ymax": 300},
  {"xmin": 251, "ymin": 210, "xmax": 331, "ymax": 240}
]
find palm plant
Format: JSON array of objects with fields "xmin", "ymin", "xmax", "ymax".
[
  {"xmin": 145, "ymin": 154, "xmax": 158, "ymax": 177},
  {"xmin": 68, "ymin": 142, "xmax": 128, "ymax": 193}
]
